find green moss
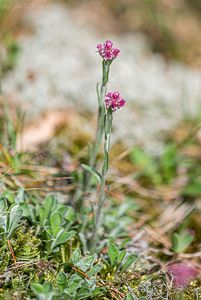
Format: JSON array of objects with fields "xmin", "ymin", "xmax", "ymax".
[{"xmin": 13, "ymin": 225, "xmax": 41, "ymax": 260}]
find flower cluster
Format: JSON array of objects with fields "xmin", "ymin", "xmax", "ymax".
[
  {"xmin": 97, "ymin": 40, "xmax": 120, "ymax": 61},
  {"xmin": 105, "ymin": 92, "xmax": 126, "ymax": 112}
]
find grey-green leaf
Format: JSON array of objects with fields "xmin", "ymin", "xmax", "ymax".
[
  {"xmin": 172, "ymin": 231, "xmax": 194, "ymax": 253},
  {"xmin": 7, "ymin": 205, "xmax": 23, "ymax": 238},
  {"xmin": 31, "ymin": 283, "xmax": 53, "ymax": 300},
  {"xmin": 50, "ymin": 229, "xmax": 75, "ymax": 251},
  {"xmin": 71, "ymin": 248, "xmax": 81, "ymax": 264},
  {"xmin": 87, "ymin": 264, "xmax": 102, "ymax": 277},
  {"xmin": 81, "ymin": 164, "xmax": 102, "ymax": 184},
  {"xmin": 31, "ymin": 283, "xmax": 44, "ymax": 294},
  {"xmin": 50, "ymin": 212, "xmax": 62, "ymax": 236},
  {"xmin": 121, "ymin": 254, "xmax": 137, "ymax": 272},
  {"xmin": 108, "ymin": 242, "xmax": 119, "ymax": 266},
  {"xmin": 77, "ymin": 255, "xmax": 96, "ymax": 272},
  {"xmin": 44, "ymin": 195, "xmax": 56, "ymax": 220},
  {"xmin": 125, "ymin": 294, "xmax": 135, "ymax": 300},
  {"xmin": 117, "ymin": 250, "xmax": 126, "ymax": 266}
]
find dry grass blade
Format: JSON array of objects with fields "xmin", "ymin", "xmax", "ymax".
[
  {"xmin": 113, "ymin": 175, "xmax": 161, "ymax": 200},
  {"xmin": 158, "ymin": 201, "xmax": 195, "ymax": 232},
  {"xmin": 143, "ymin": 201, "xmax": 194, "ymax": 250},
  {"xmin": 144, "ymin": 225, "xmax": 171, "ymax": 249}
]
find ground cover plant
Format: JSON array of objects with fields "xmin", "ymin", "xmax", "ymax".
[{"xmin": 0, "ymin": 36, "xmax": 201, "ymax": 300}]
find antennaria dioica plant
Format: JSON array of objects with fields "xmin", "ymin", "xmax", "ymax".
[
  {"xmin": 81, "ymin": 41, "xmax": 120, "ymax": 192},
  {"xmin": 81, "ymin": 40, "xmax": 126, "ymax": 250}
]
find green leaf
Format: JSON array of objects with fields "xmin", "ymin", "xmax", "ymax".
[
  {"xmin": 0, "ymin": 198, "xmax": 8, "ymax": 232},
  {"xmin": 2, "ymin": 191, "xmax": 14, "ymax": 204},
  {"xmin": 172, "ymin": 230, "xmax": 194, "ymax": 253},
  {"xmin": 130, "ymin": 147, "xmax": 161, "ymax": 184},
  {"xmin": 50, "ymin": 212, "xmax": 62, "ymax": 227},
  {"xmin": 87, "ymin": 264, "xmax": 102, "ymax": 277},
  {"xmin": 160, "ymin": 144, "xmax": 178, "ymax": 183},
  {"xmin": 0, "ymin": 215, "xmax": 7, "ymax": 232},
  {"xmin": 15, "ymin": 189, "xmax": 25, "ymax": 204},
  {"xmin": 44, "ymin": 195, "xmax": 57, "ymax": 220},
  {"xmin": 31, "ymin": 283, "xmax": 46, "ymax": 300},
  {"xmin": 31, "ymin": 283, "xmax": 44, "ymax": 294},
  {"xmin": 67, "ymin": 274, "xmax": 82, "ymax": 295},
  {"xmin": 71, "ymin": 248, "xmax": 81, "ymax": 264},
  {"xmin": 125, "ymin": 294, "xmax": 135, "ymax": 300},
  {"xmin": 44, "ymin": 226, "xmax": 52, "ymax": 240},
  {"xmin": 20, "ymin": 203, "xmax": 35, "ymax": 220},
  {"xmin": 121, "ymin": 254, "xmax": 137, "ymax": 272},
  {"xmin": 0, "ymin": 197, "xmax": 8, "ymax": 211},
  {"xmin": 77, "ymin": 255, "xmax": 96, "ymax": 272},
  {"xmin": 50, "ymin": 212, "xmax": 62, "ymax": 236},
  {"xmin": 57, "ymin": 272, "xmax": 67, "ymax": 288},
  {"xmin": 39, "ymin": 196, "xmax": 58, "ymax": 227},
  {"xmin": 7, "ymin": 205, "xmax": 23, "ymax": 238},
  {"xmin": 31, "ymin": 282, "xmax": 54, "ymax": 300},
  {"xmin": 43, "ymin": 282, "xmax": 52, "ymax": 294},
  {"xmin": 50, "ymin": 229, "xmax": 75, "ymax": 251},
  {"xmin": 117, "ymin": 250, "xmax": 126, "ymax": 266},
  {"xmin": 64, "ymin": 206, "xmax": 76, "ymax": 222},
  {"xmin": 81, "ymin": 164, "xmax": 102, "ymax": 184},
  {"xmin": 76, "ymin": 282, "xmax": 97, "ymax": 299},
  {"xmin": 183, "ymin": 182, "xmax": 201, "ymax": 197},
  {"xmin": 39, "ymin": 207, "xmax": 46, "ymax": 226},
  {"xmin": 108, "ymin": 242, "xmax": 119, "ymax": 266}
]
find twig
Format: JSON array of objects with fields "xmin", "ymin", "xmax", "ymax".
[{"xmin": 7, "ymin": 239, "xmax": 16, "ymax": 264}]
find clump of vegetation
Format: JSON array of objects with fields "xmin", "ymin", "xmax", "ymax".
[{"xmin": 0, "ymin": 38, "xmax": 200, "ymax": 300}]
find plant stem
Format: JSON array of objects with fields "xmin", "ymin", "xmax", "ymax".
[
  {"xmin": 61, "ymin": 245, "xmax": 66, "ymax": 264},
  {"xmin": 78, "ymin": 61, "xmax": 111, "ymax": 237},
  {"xmin": 88, "ymin": 85, "xmax": 105, "ymax": 170},
  {"xmin": 80, "ymin": 61, "xmax": 111, "ymax": 247},
  {"xmin": 89, "ymin": 60, "xmax": 110, "ymax": 170},
  {"xmin": 90, "ymin": 110, "xmax": 113, "ymax": 250}
]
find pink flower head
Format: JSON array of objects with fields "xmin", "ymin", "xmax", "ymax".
[
  {"xmin": 105, "ymin": 92, "xmax": 126, "ymax": 112},
  {"xmin": 167, "ymin": 262, "xmax": 199, "ymax": 289},
  {"xmin": 97, "ymin": 40, "xmax": 120, "ymax": 61}
]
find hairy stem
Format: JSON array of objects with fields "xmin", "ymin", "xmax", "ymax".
[
  {"xmin": 78, "ymin": 61, "xmax": 111, "ymax": 236},
  {"xmin": 84, "ymin": 61, "xmax": 111, "ymax": 193},
  {"xmin": 90, "ymin": 110, "xmax": 113, "ymax": 250},
  {"xmin": 89, "ymin": 60, "xmax": 110, "ymax": 170}
]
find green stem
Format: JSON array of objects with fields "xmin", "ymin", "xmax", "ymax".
[
  {"xmin": 88, "ymin": 87, "xmax": 105, "ymax": 170},
  {"xmin": 84, "ymin": 61, "xmax": 111, "ymax": 190},
  {"xmin": 78, "ymin": 61, "xmax": 111, "ymax": 238},
  {"xmin": 89, "ymin": 61, "xmax": 110, "ymax": 169},
  {"xmin": 80, "ymin": 61, "xmax": 112, "ymax": 248},
  {"xmin": 61, "ymin": 245, "xmax": 66, "ymax": 264},
  {"xmin": 90, "ymin": 110, "xmax": 113, "ymax": 250}
]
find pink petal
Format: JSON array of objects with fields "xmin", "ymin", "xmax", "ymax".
[
  {"xmin": 97, "ymin": 44, "xmax": 102, "ymax": 50},
  {"xmin": 118, "ymin": 99, "xmax": 125, "ymax": 107},
  {"xmin": 104, "ymin": 40, "xmax": 113, "ymax": 50},
  {"xmin": 112, "ymin": 92, "xmax": 120, "ymax": 99}
]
